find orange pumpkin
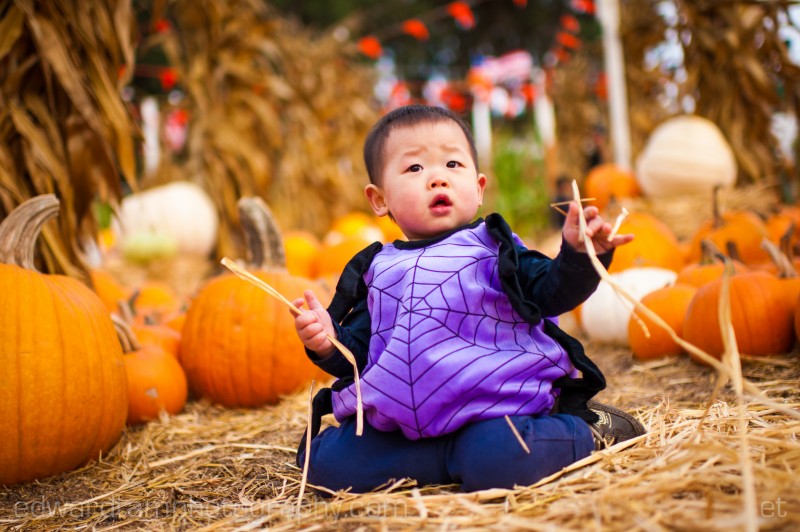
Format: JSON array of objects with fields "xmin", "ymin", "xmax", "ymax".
[
  {"xmin": 283, "ymin": 230, "xmax": 320, "ymax": 278},
  {"xmin": 324, "ymin": 211, "xmax": 385, "ymax": 245},
  {"xmin": 765, "ymin": 205, "xmax": 800, "ymax": 248},
  {"xmin": 114, "ymin": 317, "xmax": 188, "ymax": 425},
  {"xmin": 130, "ymin": 280, "xmax": 183, "ymax": 323},
  {"xmin": 686, "ymin": 188, "xmax": 769, "ymax": 265},
  {"xmin": 89, "ymin": 268, "xmax": 132, "ymax": 313},
  {"xmin": 0, "ymin": 196, "xmax": 128, "ymax": 485},
  {"xmin": 607, "ymin": 211, "xmax": 684, "ymax": 273},
  {"xmin": 682, "ymin": 269, "xmax": 793, "ymax": 361},
  {"xmin": 316, "ymin": 235, "xmax": 374, "ymax": 279},
  {"xmin": 628, "ymin": 283, "xmax": 697, "ymax": 360},
  {"xmin": 181, "ymin": 198, "xmax": 328, "ymax": 407},
  {"xmin": 676, "ymin": 240, "xmax": 747, "ymax": 287},
  {"xmin": 582, "ymin": 163, "xmax": 640, "ymax": 213},
  {"xmin": 132, "ymin": 322, "xmax": 181, "ymax": 359},
  {"xmin": 760, "ymin": 239, "xmax": 800, "ymax": 313},
  {"xmin": 375, "ymin": 215, "xmax": 406, "ymax": 242}
]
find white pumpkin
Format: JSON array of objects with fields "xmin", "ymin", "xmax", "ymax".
[
  {"xmin": 112, "ymin": 181, "xmax": 219, "ymax": 258},
  {"xmin": 581, "ymin": 267, "xmax": 677, "ymax": 345},
  {"xmin": 635, "ymin": 115, "xmax": 737, "ymax": 197}
]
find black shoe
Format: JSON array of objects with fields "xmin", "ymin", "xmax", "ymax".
[{"xmin": 587, "ymin": 400, "xmax": 646, "ymax": 450}]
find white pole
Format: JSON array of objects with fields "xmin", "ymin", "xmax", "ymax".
[
  {"xmin": 141, "ymin": 96, "xmax": 161, "ymax": 176},
  {"xmin": 533, "ymin": 68, "xmax": 556, "ymax": 150},
  {"xmin": 472, "ymin": 94, "xmax": 493, "ymax": 168},
  {"xmin": 597, "ymin": 0, "xmax": 632, "ymax": 170}
]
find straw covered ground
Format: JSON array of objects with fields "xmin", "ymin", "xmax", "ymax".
[{"xmin": 1, "ymin": 336, "xmax": 799, "ymax": 531}]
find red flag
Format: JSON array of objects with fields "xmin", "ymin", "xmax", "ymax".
[
  {"xmin": 447, "ymin": 2, "xmax": 475, "ymax": 30},
  {"xmin": 159, "ymin": 67, "xmax": 178, "ymax": 91},
  {"xmin": 358, "ymin": 36, "xmax": 383, "ymax": 59},
  {"xmin": 512, "ymin": 0, "xmax": 527, "ymax": 6},
  {"xmin": 402, "ymin": 19, "xmax": 430, "ymax": 41},
  {"xmin": 153, "ymin": 19, "xmax": 171, "ymax": 33},
  {"xmin": 556, "ymin": 31, "xmax": 581, "ymax": 50},
  {"xmin": 560, "ymin": 14, "xmax": 580, "ymax": 33}
]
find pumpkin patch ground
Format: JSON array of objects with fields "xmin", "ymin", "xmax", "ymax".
[{"xmin": 1, "ymin": 339, "xmax": 798, "ymax": 530}]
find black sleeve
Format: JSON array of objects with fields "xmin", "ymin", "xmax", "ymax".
[
  {"xmin": 304, "ymin": 297, "xmax": 371, "ymax": 378},
  {"xmin": 303, "ymin": 241, "xmax": 382, "ymax": 379},
  {"xmin": 517, "ymin": 238, "xmax": 613, "ymax": 317},
  {"xmin": 485, "ymin": 213, "xmax": 614, "ymax": 322}
]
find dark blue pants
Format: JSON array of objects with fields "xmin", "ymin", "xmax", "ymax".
[{"xmin": 298, "ymin": 413, "xmax": 594, "ymax": 493}]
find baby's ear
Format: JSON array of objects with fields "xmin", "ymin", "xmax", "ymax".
[{"xmin": 364, "ymin": 184, "xmax": 389, "ymax": 216}]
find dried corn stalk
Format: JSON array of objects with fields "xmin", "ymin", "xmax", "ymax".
[
  {"xmin": 551, "ymin": 53, "xmax": 606, "ymax": 182},
  {"xmin": 619, "ymin": 0, "xmax": 670, "ymax": 158},
  {"xmin": 554, "ymin": 1, "xmax": 800, "ymax": 194},
  {"xmin": 147, "ymin": 0, "xmax": 378, "ymax": 259},
  {"xmin": 674, "ymin": 1, "xmax": 800, "ymax": 189},
  {"xmin": 0, "ymin": 0, "xmax": 138, "ymax": 277}
]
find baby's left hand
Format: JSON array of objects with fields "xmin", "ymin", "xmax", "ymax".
[{"xmin": 562, "ymin": 201, "xmax": 634, "ymax": 254}]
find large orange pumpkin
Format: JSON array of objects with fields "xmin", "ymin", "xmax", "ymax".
[
  {"xmin": 582, "ymin": 163, "xmax": 640, "ymax": 213},
  {"xmin": 0, "ymin": 196, "xmax": 128, "ymax": 485},
  {"xmin": 181, "ymin": 198, "xmax": 328, "ymax": 407},
  {"xmin": 682, "ymin": 269, "xmax": 793, "ymax": 361},
  {"xmin": 115, "ymin": 317, "xmax": 188, "ymax": 425}
]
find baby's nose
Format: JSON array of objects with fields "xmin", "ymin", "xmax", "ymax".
[{"xmin": 429, "ymin": 176, "xmax": 449, "ymax": 188}]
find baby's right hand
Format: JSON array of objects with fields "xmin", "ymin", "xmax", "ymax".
[{"xmin": 292, "ymin": 289, "xmax": 336, "ymax": 358}]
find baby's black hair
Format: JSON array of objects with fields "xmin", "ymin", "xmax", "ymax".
[{"xmin": 363, "ymin": 105, "xmax": 478, "ymax": 185}]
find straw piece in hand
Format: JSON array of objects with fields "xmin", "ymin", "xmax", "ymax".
[
  {"xmin": 607, "ymin": 207, "xmax": 629, "ymax": 242},
  {"xmin": 220, "ymin": 257, "xmax": 364, "ymax": 436},
  {"xmin": 549, "ymin": 197, "xmax": 597, "ymax": 217}
]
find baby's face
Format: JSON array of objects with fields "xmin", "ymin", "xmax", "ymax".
[{"xmin": 369, "ymin": 121, "xmax": 486, "ymax": 241}]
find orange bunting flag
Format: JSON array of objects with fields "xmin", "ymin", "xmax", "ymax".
[
  {"xmin": 560, "ymin": 14, "xmax": 580, "ymax": 33},
  {"xmin": 447, "ymin": 2, "xmax": 475, "ymax": 30},
  {"xmin": 402, "ymin": 19, "xmax": 430, "ymax": 41},
  {"xmin": 159, "ymin": 67, "xmax": 178, "ymax": 91},
  {"xmin": 556, "ymin": 31, "xmax": 581, "ymax": 50},
  {"xmin": 358, "ymin": 36, "xmax": 383, "ymax": 59}
]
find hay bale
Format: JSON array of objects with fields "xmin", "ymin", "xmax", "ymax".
[{"xmin": 2, "ymin": 345, "xmax": 798, "ymax": 530}]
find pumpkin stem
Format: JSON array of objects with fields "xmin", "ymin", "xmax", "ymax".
[
  {"xmin": 725, "ymin": 240, "xmax": 743, "ymax": 263},
  {"xmin": 761, "ymin": 238, "xmax": 798, "ymax": 279},
  {"xmin": 237, "ymin": 197, "xmax": 286, "ymax": 270},
  {"xmin": 779, "ymin": 222, "xmax": 796, "ymax": 261},
  {"xmin": 111, "ymin": 314, "xmax": 142, "ymax": 353},
  {"xmin": 700, "ymin": 239, "xmax": 727, "ymax": 265},
  {"xmin": 0, "ymin": 194, "xmax": 60, "ymax": 270},
  {"xmin": 711, "ymin": 185, "xmax": 723, "ymax": 229}
]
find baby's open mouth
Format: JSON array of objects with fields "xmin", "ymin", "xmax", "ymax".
[{"xmin": 430, "ymin": 195, "xmax": 452, "ymax": 208}]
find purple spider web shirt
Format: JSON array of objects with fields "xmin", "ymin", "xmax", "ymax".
[{"xmin": 331, "ymin": 222, "xmax": 576, "ymax": 440}]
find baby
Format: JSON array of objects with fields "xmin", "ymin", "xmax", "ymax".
[{"xmin": 292, "ymin": 104, "xmax": 644, "ymax": 493}]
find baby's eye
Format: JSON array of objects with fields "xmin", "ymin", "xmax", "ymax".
[
  {"xmin": 446, "ymin": 161, "xmax": 462, "ymax": 168},
  {"xmin": 407, "ymin": 164, "xmax": 423, "ymax": 172}
]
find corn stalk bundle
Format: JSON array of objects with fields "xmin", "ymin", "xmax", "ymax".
[
  {"xmin": 147, "ymin": 0, "xmax": 378, "ymax": 258},
  {"xmin": 625, "ymin": 0, "xmax": 800, "ymax": 189},
  {"xmin": 619, "ymin": 0, "xmax": 671, "ymax": 159},
  {"xmin": 0, "ymin": 0, "xmax": 137, "ymax": 277},
  {"xmin": 673, "ymin": 0, "xmax": 800, "ymax": 189},
  {"xmin": 551, "ymin": 53, "xmax": 606, "ymax": 183}
]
